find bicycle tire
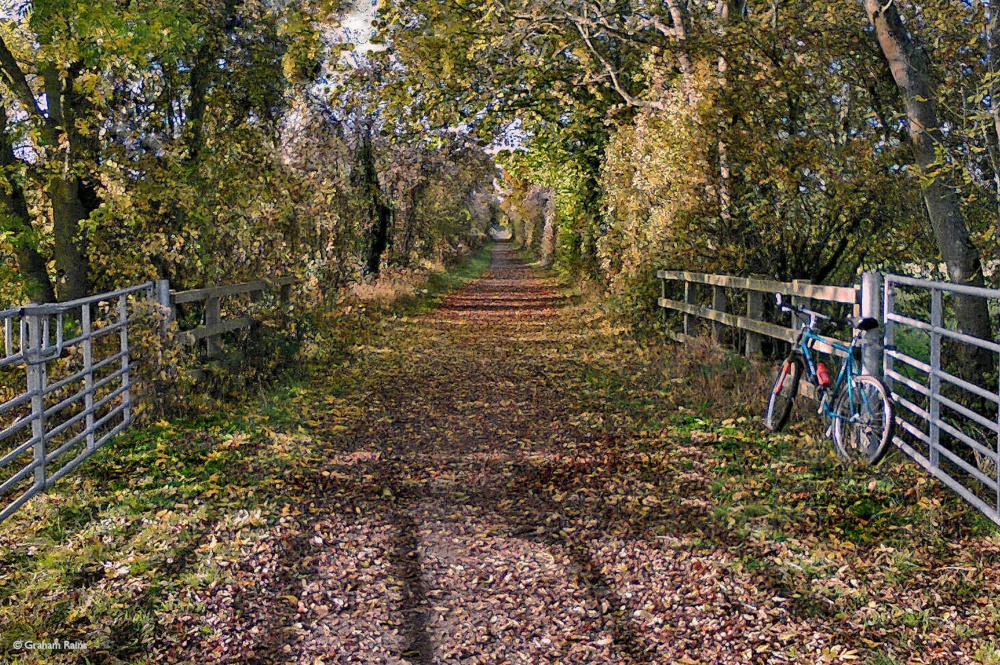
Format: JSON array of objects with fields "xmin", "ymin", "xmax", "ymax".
[
  {"xmin": 832, "ymin": 374, "xmax": 894, "ymax": 465},
  {"xmin": 765, "ymin": 356, "xmax": 803, "ymax": 432}
]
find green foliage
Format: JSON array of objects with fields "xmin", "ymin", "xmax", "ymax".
[
  {"xmin": 0, "ymin": 0, "xmax": 495, "ymax": 309},
  {"xmin": 498, "ymin": 130, "xmax": 592, "ymax": 272},
  {"xmin": 372, "ymin": 0, "xmax": 989, "ymax": 324}
]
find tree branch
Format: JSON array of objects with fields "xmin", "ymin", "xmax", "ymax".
[
  {"xmin": 0, "ymin": 34, "xmax": 45, "ymax": 118},
  {"xmin": 570, "ymin": 11, "xmax": 665, "ymax": 111}
]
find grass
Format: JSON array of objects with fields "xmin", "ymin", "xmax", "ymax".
[
  {"xmin": 2, "ymin": 243, "xmax": 999, "ymax": 663},
  {"xmin": 572, "ymin": 315, "xmax": 1000, "ymax": 659}
]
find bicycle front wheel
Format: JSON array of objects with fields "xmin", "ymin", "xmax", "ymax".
[
  {"xmin": 832, "ymin": 375, "xmax": 894, "ymax": 465},
  {"xmin": 765, "ymin": 356, "xmax": 803, "ymax": 432}
]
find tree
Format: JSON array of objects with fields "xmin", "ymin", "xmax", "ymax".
[
  {"xmin": 0, "ymin": 102, "xmax": 55, "ymax": 303},
  {"xmin": 863, "ymin": 0, "xmax": 995, "ymax": 374},
  {"xmin": 0, "ymin": 28, "xmax": 92, "ymax": 300}
]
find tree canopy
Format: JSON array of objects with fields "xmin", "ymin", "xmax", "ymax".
[
  {"xmin": 0, "ymin": 0, "xmax": 496, "ymax": 307},
  {"xmin": 371, "ymin": 0, "xmax": 998, "ymax": 325},
  {"xmin": 1, "ymin": 0, "xmax": 997, "ymax": 342}
]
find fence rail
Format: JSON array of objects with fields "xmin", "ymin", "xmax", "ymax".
[
  {"xmin": 657, "ymin": 268, "xmax": 1000, "ymax": 526},
  {"xmin": 156, "ymin": 277, "xmax": 296, "ymax": 359},
  {"xmin": 1, "ymin": 275, "xmax": 297, "ymax": 524},
  {"xmin": 656, "ymin": 270, "xmax": 864, "ymax": 361}
]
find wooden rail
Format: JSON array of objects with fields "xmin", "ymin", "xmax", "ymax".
[
  {"xmin": 656, "ymin": 270, "xmax": 861, "ymax": 357},
  {"xmin": 656, "ymin": 270, "xmax": 873, "ymax": 400},
  {"xmin": 656, "ymin": 271, "xmax": 858, "ymax": 304},
  {"xmin": 155, "ymin": 277, "xmax": 296, "ymax": 359}
]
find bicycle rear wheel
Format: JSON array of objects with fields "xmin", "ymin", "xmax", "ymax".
[
  {"xmin": 832, "ymin": 375, "xmax": 894, "ymax": 465},
  {"xmin": 765, "ymin": 356, "xmax": 803, "ymax": 432}
]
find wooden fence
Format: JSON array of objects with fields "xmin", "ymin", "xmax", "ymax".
[
  {"xmin": 155, "ymin": 277, "xmax": 296, "ymax": 359},
  {"xmin": 656, "ymin": 270, "xmax": 878, "ymax": 367}
]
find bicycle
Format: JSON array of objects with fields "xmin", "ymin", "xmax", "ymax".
[{"xmin": 764, "ymin": 294, "xmax": 895, "ymax": 465}]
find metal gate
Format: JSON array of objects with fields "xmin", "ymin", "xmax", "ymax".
[
  {"xmin": 883, "ymin": 274, "xmax": 1000, "ymax": 524},
  {"xmin": 0, "ymin": 283, "xmax": 152, "ymax": 522}
]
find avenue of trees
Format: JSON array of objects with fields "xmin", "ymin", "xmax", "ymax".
[
  {"xmin": 374, "ymin": 0, "xmax": 998, "ymax": 345},
  {"xmin": 2, "ymin": 0, "xmax": 997, "ymax": 358}
]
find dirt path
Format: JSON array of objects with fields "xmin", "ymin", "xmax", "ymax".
[
  {"xmin": 7, "ymin": 242, "xmax": 997, "ymax": 664},
  {"xmin": 239, "ymin": 244, "xmax": 858, "ymax": 663},
  {"xmin": 304, "ymin": 244, "xmax": 644, "ymax": 663}
]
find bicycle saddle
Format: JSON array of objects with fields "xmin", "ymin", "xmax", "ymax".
[{"xmin": 849, "ymin": 316, "xmax": 879, "ymax": 331}]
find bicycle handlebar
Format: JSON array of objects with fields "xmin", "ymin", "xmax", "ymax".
[
  {"xmin": 778, "ymin": 302, "xmax": 848, "ymax": 329},
  {"xmin": 777, "ymin": 301, "xmax": 880, "ymax": 334}
]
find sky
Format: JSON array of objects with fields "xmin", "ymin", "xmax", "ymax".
[{"xmin": 330, "ymin": 0, "xmax": 383, "ymax": 67}]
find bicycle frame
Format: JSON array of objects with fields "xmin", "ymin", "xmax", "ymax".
[
  {"xmin": 793, "ymin": 327, "xmax": 860, "ymax": 422},
  {"xmin": 768, "ymin": 297, "xmax": 893, "ymax": 464}
]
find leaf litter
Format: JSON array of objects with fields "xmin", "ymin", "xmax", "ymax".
[{"xmin": 2, "ymin": 244, "xmax": 1000, "ymax": 664}]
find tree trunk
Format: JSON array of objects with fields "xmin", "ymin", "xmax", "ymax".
[
  {"xmin": 399, "ymin": 182, "xmax": 425, "ymax": 266},
  {"xmin": 368, "ymin": 200, "xmax": 393, "ymax": 276},
  {"xmin": 48, "ymin": 176, "xmax": 91, "ymax": 301},
  {"xmin": 987, "ymin": 5, "xmax": 1000, "ymax": 222},
  {"xmin": 186, "ymin": 0, "xmax": 239, "ymax": 162},
  {"xmin": 0, "ymin": 47, "xmax": 91, "ymax": 302},
  {"xmin": 0, "ymin": 105, "xmax": 54, "ymax": 302},
  {"xmin": 540, "ymin": 189, "xmax": 556, "ymax": 268},
  {"xmin": 355, "ymin": 124, "xmax": 393, "ymax": 276},
  {"xmin": 0, "ymin": 193, "xmax": 55, "ymax": 304},
  {"xmin": 664, "ymin": 0, "xmax": 697, "ymax": 106},
  {"xmin": 863, "ymin": 0, "xmax": 994, "ymax": 376},
  {"xmin": 715, "ymin": 0, "xmax": 744, "ymax": 226}
]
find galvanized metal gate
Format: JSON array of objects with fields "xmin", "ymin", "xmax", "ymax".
[
  {"xmin": 657, "ymin": 269, "xmax": 1000, "ymax": 526},
  {"xmin": 882, "ymin": 275, "xmax": 1000, "ymax": 524},
  {"xmin": 0, "ymin": 283, "xmax": 152, "ymax": 521}
]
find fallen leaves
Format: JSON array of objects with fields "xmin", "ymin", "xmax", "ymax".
[{"xmin": 1, "ymin": 246, "xmax": 999, "ymax": 664}]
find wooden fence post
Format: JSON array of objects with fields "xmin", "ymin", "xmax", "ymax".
[
  {"xmin": 205, "ymin": 296, "xmax": 221, "ymax": 358},
  {"xmin": 746, "ymin": 289, "xmax": 763, "ymax": 356},
  {"xmin": 280, "ymin": 282, "xmax": 292, "ymax": 312},
  {"xmin": 712, "ymin": 285, "xmax": 728, "ymax": 344},
  {"xmin": 683, "ymin": 281, "xmax": 694, "ymax": 338},
  {"xmin": 860, "ymin": 271, "xmax": 883, "ymax": 378}
]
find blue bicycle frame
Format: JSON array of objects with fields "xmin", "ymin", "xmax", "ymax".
[
  {"xmin": 795, "ymin": 327, "xmax": 859, "ymax": 422},
  {"xmin": 769, "ymin": 296, "xmax": 893, "ymax": 464}
]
